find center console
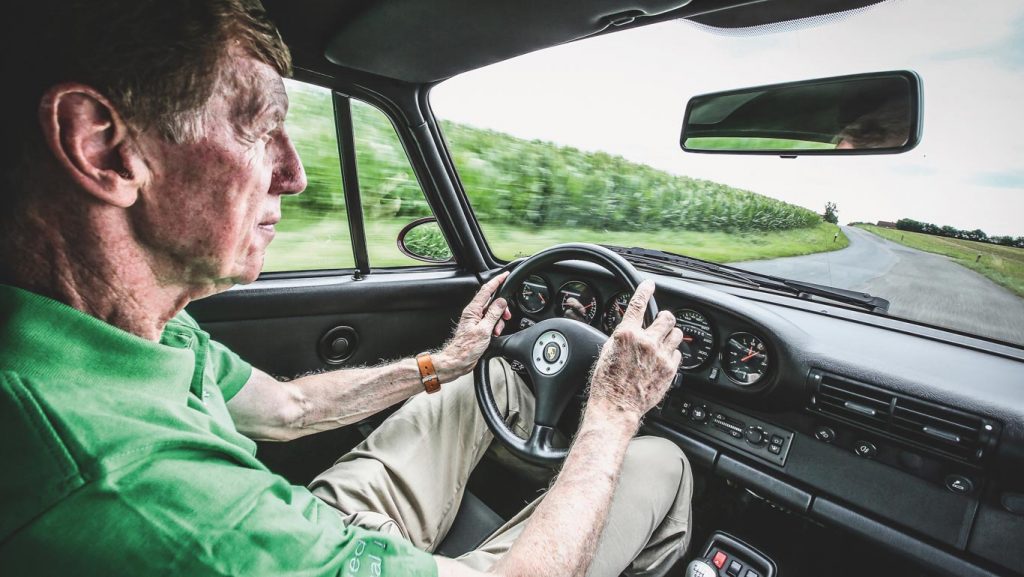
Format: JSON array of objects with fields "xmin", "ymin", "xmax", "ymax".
[{"xmin": 687, "ymin": 532, "xmax": 778, "ymax": 577}]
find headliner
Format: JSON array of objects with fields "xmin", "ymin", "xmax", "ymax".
[{"xmin": 262, "ymin": 0, "xmax": 888, "ymax": 83}]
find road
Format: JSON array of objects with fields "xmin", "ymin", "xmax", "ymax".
[{"xmin": 733, "ymin": 226, "xmax": 1024, "ymax": 345}]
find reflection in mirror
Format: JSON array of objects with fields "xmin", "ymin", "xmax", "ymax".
[
  {"xmin": 681, "ymin": 71, "xmax": 920, "ymax": 155},
  {"xmin": 397, "ymin": 217, "xmax": 454, "ymax": 263}
]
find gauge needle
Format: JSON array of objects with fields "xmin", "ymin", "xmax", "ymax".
[
  {"xmin": 741, "ymin": 351, "xmax": 761, "ymax": 362},
  {"xmin": 683, "ymin": 336, "xmax": 693, "ymax": 343},
  {"xmin": 538, "ymin": 294, "xmax": 546, "ymax": 304}
]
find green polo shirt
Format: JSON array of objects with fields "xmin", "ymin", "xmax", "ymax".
[{"xmin": 0, "ymin": 285, "xmax": 436, "ymax": 577}]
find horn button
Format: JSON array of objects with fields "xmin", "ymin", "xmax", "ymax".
[{"xmin": 533, "ymin": 330, "xmax": 569, "ymax": 375}]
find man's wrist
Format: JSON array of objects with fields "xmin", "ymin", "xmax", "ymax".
[
  {"xmin": 584, "ymin": 396, "xmax": 644, "ymax": 431},
  {"xmin": 431, "ymin": 350, "xmax": 465, "ymax": 384}
]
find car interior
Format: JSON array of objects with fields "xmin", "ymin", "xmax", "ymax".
[{"xmin": 184, "ymin": 1, "xmax": 1024, "ymax": 575}]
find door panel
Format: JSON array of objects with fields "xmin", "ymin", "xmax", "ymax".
[
  {"xmin": 187, "ymin": 269, "xmax": 478, "ymax": 377},
  {"xmin": 185, "ymin": 269, "xmax": 481, "ymax": 483}
]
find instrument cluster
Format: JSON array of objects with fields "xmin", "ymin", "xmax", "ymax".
[{"xmin": 514, "ymin": 273, "xmax": 772, "ymax": 386}]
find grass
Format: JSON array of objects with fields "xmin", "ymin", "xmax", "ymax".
[
  {"xmin": 264, "ymin": 218, "xmax": 849, "ymax": 271},
  {"xmin": 857, "ymin": 224, "xmax": 1024, "ymax": 298}
]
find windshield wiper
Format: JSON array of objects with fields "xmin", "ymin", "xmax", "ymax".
[{"xmin": 606, "ymin": 245, "xmax": 890, "ymax": 314}]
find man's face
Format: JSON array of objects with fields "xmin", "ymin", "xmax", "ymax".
[{"xmin": 131, "ymin": 52, "xmax": 306, "ymax": 291}]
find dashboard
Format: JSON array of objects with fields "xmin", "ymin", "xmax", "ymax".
[
  {"xmin": 514, "ymin": 271, "xmax": 773, "ymax": 388},
  {"xmin": 503, "ymin": 261, "xmax": 1024, "ymax": 577}
]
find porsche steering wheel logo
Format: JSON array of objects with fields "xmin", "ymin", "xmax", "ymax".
[{"xmin": 543, "ymin": 342, "xmax": 561, "ymax": 363}]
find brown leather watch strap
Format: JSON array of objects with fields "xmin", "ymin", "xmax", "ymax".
[{"xmin": 416, "ymin": 352, "xmax": 441, "ymax": 394}]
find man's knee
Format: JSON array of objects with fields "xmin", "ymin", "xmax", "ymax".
[{"xmin": 623, "ymin": 436, "xmax": 689, "ymax": 488}]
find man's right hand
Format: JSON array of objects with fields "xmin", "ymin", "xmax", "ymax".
[{"xmin": 587, "ymin": 279, "xmax": 683, "ymax": 421}]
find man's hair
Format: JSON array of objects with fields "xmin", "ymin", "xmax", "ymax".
[
  {"xmin": 835, "ymin": 97, "xmax": 911, "ymax": 150},
  {"xmin": 1, "ymin": 0, "xmax": 291, "ymax": 207}
]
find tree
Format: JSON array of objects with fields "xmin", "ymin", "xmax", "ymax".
[{"xmin": 823, "ymin": 202, "xmax": 839, "ymax": 224}]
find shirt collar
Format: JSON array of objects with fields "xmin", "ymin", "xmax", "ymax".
[{"xmin": 0, "ymin": 285, "xmax": 197, "ymax": 398}]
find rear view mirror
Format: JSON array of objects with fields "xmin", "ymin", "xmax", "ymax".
[{"xmin": 680, "ymin": 71, "xmax": 922, "ymax": 156}]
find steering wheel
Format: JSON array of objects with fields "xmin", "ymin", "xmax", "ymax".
[{"xmin": 474, "ymin": 243, "xmax": 658, "ymax": 466}]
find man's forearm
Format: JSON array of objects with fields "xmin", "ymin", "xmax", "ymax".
[
  {"xmin": 231, "ymin": 351, "xmax": 462, "ymax": 442},
  {"xmin": 491, "ymin": 401, "xmax": 640, "ymax": 577}
]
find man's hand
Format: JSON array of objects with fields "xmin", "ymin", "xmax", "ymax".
[
  {"xmin": 436, "ymin": 272, "xmax": 512, "ymax": 382},
  {"xmin": 587, "ymin": 279, "xmax": 682, "ymax": 421}
]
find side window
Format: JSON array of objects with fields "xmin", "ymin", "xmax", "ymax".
[
  {"xmin": 263, "ymin": 82, "xmax": 451, "ymax": 273},
  {"xmin": 351, "ymin": 100, "xmax": 452, "ymax": 266},
  {"xmin": 263, "ymin": 79, "xmax": 354, "ymax": 272}
]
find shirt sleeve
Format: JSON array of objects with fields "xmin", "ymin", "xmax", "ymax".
[
  {"xmin": 206, "ymin": 337, "xmax": 253, "ymax": 402},
  {"xmin": 171, "ymin": 310, "xmax": 253, "ymax": 402},
  {"xmin": 4, "ymin": 453, "xmax": 439, "ymax": 577}
]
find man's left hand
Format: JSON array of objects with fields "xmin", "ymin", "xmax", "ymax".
[{"xmin": 435, "ymin": 272, "xmax": 512, "ymax": 382}]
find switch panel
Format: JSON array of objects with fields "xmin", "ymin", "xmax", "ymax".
[{"xmin": 660, "ymin": 393, "xmax": 793, "ymax": 467}]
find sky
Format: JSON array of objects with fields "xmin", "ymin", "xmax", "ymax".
[{"xmin": 431, "ymin": 0, "xmax": 1024, "ymax": 237}]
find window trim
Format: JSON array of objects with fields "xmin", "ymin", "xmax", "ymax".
[{"xmin": 333, "ymin": 94, "xmax": 371, "ymax": 278}]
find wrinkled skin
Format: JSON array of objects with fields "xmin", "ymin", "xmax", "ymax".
[
  {"xmin": 588, "ymin": 280, "xmax": 683, "ymax": 417},
  {"xmin": 130, "ymin": 53, "xmax": 307, "ymax": 291},
  {"xmin": 436, "ymin": 271, "xmax": 513, "ymax": 381}
]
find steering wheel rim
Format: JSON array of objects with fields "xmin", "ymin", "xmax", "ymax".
[{"xmin": 474, "ymin": 243, "xmax": 658, "ymax": 465}]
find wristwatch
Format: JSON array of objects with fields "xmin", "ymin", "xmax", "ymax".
[{"xmin": 416, "ymin": 352, "xmax": 441, "ymax": 394}]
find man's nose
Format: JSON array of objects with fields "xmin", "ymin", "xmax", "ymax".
[{"xmin": 271, "ymin": 131, "xmax": 307, "ymax": 196}]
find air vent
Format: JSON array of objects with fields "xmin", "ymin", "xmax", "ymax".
[{"xmin": 808, "ymin": 370, "xmax": 1000, "ymax": 462}]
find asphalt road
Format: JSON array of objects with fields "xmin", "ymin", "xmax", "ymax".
[{"xmin": 733, "ymin": 226, "xmax": 1024, "ymax": 345}]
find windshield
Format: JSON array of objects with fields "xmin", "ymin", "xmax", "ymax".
[{"xmin": 431, "ymin": 0, "xmax": 1024, "ymax": 347}]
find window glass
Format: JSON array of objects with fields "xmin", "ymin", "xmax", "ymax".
[
  {"xmin": 431, "ymin": 0, "xmax": 1024, "ymax": 346},
  {"xmin": 352, "ymin": 100, "xmax": 451, "ymax": 266},
  {"xmin": 263, "ymin": 79, "xmax": 354, "ymax": 272}
]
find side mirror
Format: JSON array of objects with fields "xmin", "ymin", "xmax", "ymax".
[
  {"xmin": 680, "ymin": 70, "xmax": 923, "ymax": 156},
  {"xmin": 396, "ymin": 217, "xmax": 454, "ymax": 263}
]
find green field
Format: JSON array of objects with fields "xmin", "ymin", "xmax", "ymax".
[
  {"xmin": 267, "ymin": 81, "xmax": 851, "ymax": 273},
  {"xmin": 264, "ymin": 219, "xmax": 849, "ymax": 271},
  {"xmin": 857, "ymin": 224, "xmax": 1024, "ymax": 297}
]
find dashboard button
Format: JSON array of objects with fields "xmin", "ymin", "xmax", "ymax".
[
  {"xmin": 945, "ymin": 474, "xmax": 974, "ymax": 495},
  {"xmin": 745, "ymin": 427, "xmax": 766, "ymax": 446},
  {"xmin": 727, "ymin": 560, "xmax": 743, "ymax": 577},
  {"xmin": 771, "ymin": 434, "xmax": 786, "ymax": 445},
  {"xmin": 712, "ymin": 551, "xmax": 727, "ymax": 569},
  {"xmin": 853, "ymin": 440, "xmax": 877, "ymax": 459},
  {"xmin": 768, "ymin": 444, "xmax": 782, "ymax": 455},
  {"xmin": 689, "ymin": 405, "xmax": 708, "ymax": 423},
  {"xmin": 813, "ymin": 427, "xmax": 835, "ymax": 443}
]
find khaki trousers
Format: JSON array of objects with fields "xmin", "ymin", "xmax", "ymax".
[{"xmin": 309, "ymin": 359, "xmax": 693, "ymax": 577}]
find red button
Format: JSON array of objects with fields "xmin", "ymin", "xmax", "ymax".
[{"xmin": 712, "ymin": 551, "xmax": 728, "ymax": 569}]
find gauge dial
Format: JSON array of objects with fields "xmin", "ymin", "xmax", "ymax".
[
  {"xmin": 557, "ymin": 281, "xmax": 598, "ymax": 324},
  {"xmin": 517, "ymin": 275, "xmax": 550, "ymax": 314},
  {"xmin": 674, "ymin": 309, "xmax": 714, "ymax": 369},
  {"xmin": 724, "ymin": 332, "xmax": 769, "ymax": 385},
  {"xmin": 601, "ymin": 291, "xmax": 632, "ymax": 334}
]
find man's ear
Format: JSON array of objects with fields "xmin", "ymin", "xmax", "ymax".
[{"xmin": 37, "ymin": 84, "xmax": 147, "ymax": 208}]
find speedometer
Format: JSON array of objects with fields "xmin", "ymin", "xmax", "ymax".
[
  {"xmin": 674, "ymin": 309, "xmax": 714, "ymax": 369},
  {"xmin": 557, "ymin": 281, "xmax": 598, "ymax": 324},
  {"xmin": 601, "ymin": 291, "xmax": 632, "ymax": 334},
  {"xmin": 724, "ymin": 332, "xmax": 769, "ymax": 385}
]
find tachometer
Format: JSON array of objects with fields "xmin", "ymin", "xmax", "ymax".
[
  {"xmin": 724, "ymin": 332, "xmax": 769, "ymax": 385},
  {"xmin": 601, "ymin": 291, "xmax": 632, "ymax": 334},
  {"xmin": 674, "ymin": 309, "xmax": 714, "ymax": 370},
  {"xmin": 517, "ymin": 275, "xmax": 550, "ymax": 314},
  {"xmin": 557, "ymin": 281, "xmax": 598, "ymax": 324}
]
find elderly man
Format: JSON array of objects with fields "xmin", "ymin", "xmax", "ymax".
[{"xmin": 0, "ymin": 2, "xmax": 692, "ymax": 576}]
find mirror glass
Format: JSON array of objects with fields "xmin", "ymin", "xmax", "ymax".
[
  {"xmin": 397, "ymin": 218, "xmax": 453, "ymax": 263},
  {"xmin": 681, "ymin": 71, "xmax": 921, "ymax": 155}
]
